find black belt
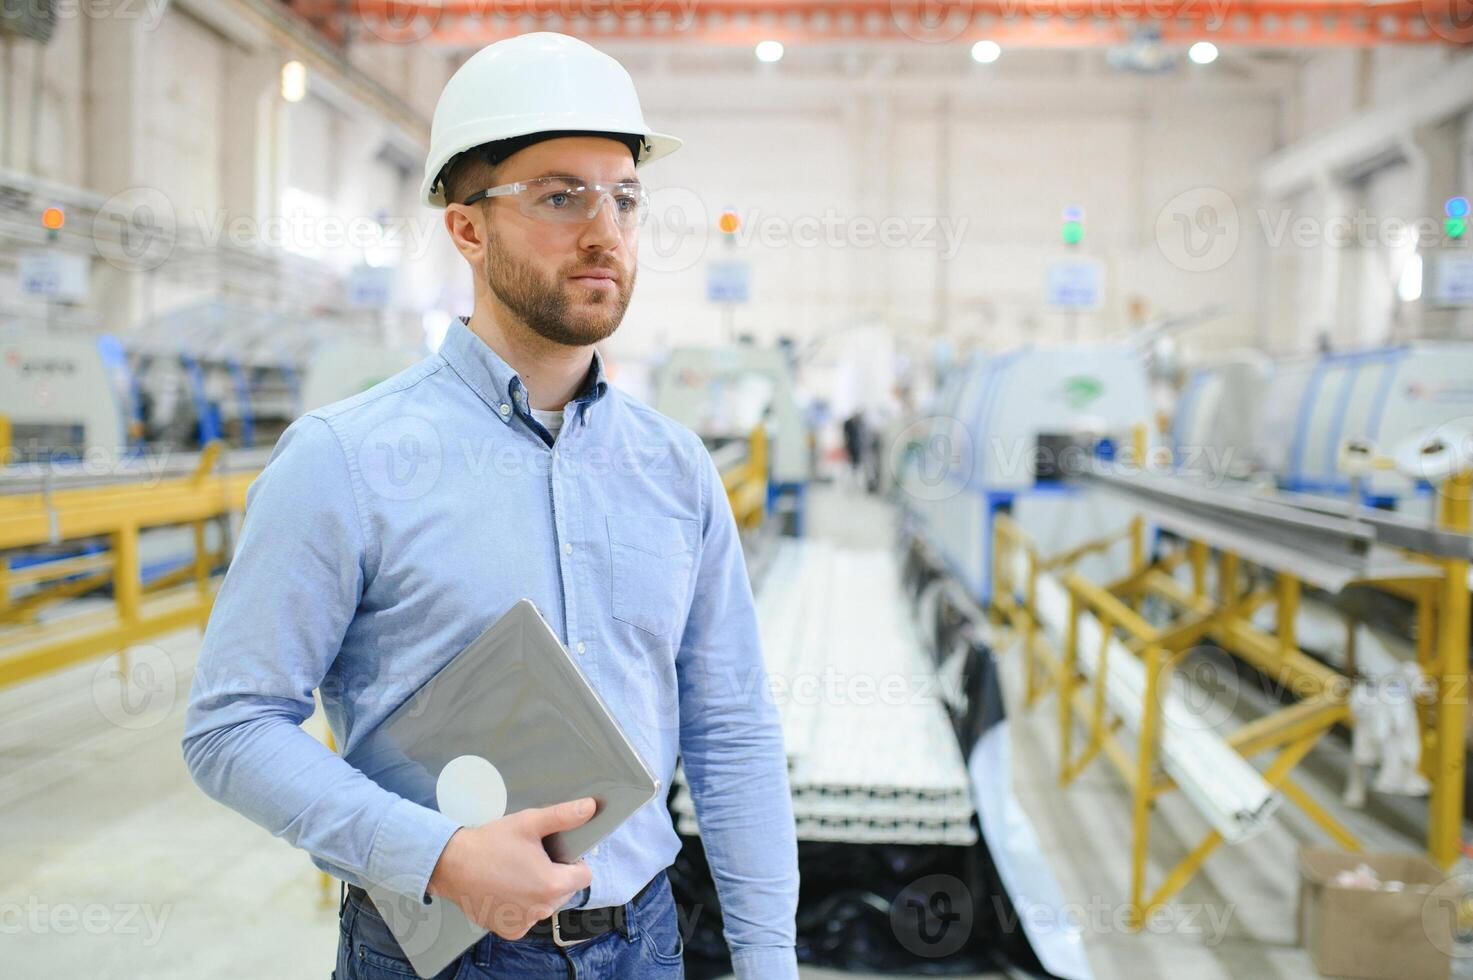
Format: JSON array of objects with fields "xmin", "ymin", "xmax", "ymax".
[{"xmin": 347, "ymin": 872, "xmax": 662, "ymax": 950}]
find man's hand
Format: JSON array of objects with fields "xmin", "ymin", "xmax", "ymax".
[{"xmin": 426, "ymin": 796, "xmax": 597, "ymax": 939}]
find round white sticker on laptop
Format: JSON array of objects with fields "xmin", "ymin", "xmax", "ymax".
[{"xmin": 436, "ymin": 755, "xmax": 508, "ymax": 826}]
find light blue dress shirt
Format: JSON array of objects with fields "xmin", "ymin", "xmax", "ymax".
[{"xmin": 182, "ymin": 318, "xmax": 799, "ymax": 978}]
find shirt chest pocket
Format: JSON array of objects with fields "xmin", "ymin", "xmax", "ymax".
[{"xmin": 607, "ymin": 514, "xmax": 698, "ymax": 637}]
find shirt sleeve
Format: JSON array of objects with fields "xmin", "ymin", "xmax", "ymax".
[
  {"xmin": 181, "ymin": 415, "xmax": 460, "ymax": 902},
  {"xmin": 675, "ymin": 442, "xmax": 800, "ymax": 980}
]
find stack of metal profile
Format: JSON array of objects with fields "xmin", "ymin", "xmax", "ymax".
[
  {"xmin": 670, "ymin": 540, "xmax": 977, "ymax": 846},
  {"xmin": 0, "ymin": 446, "xmax": 273, "ymax": 495}
]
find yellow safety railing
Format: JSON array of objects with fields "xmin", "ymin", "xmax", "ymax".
[
  {"xmin": 990, "ymin": 467, "xmax": 1471, "ymax": 923},
  {"xmin": 0, "ymin": 443, "xmax": 257, "ymax": 690},
  {"xmin": 720, "ymin": 424, "xmax": 769, "ymax": 531}
]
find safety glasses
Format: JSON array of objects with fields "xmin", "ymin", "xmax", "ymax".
[{"xmin": 462, "ymin": 175, "xmax": 649, "ymax": 229}]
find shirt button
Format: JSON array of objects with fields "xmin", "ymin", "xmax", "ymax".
[
  {"xmin": 563, "ymin": 542, "xmax": 573, "ymax": 555},
  {"xmin": 589, "ymin": 845, "xmax": 599, "ymax": 857},
  {"xmin": 498, "ymin": 403, "xmax": 510, "ymax": 416},
  {"xmin": 576, "ymin": 642, "xmax": 586, "ymax": 654}
]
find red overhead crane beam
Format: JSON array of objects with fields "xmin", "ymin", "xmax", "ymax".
[{"xmin": 285, "ymin": 1, "xmax": 1473, "ymax": 47}]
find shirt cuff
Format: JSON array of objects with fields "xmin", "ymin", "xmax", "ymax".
[
  {"xmin": 730, "ymin": 946, "xmax": 799, "ymax": 980},
  {"xmin": 365, "ymin": 796, "xmax": 462, "ymax": 903}
]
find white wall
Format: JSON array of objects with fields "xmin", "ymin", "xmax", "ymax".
[
  {"xmin": 1262, "ymin": 48, "xmax": 1473, "ymax": 354},
  {"xmin": 615, "ymin": 58, "xmax": 1282, "ymax": 366}
]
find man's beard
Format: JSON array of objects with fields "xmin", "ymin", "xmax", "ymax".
[{"xmin": 485, "ymin": 230, "xmax": 635, "ymax": 347}]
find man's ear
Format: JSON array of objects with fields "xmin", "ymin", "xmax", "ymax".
[{"xmin": 443, "ymin": 204, "xmax": 487, "ymax": 269}]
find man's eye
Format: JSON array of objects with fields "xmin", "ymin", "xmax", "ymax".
[
  {"xmin": 615, "ymin": 195, "xmax": 638, "ymax": 211},
  {"xmin": 543, "ymin": 192, "xmax": 572, "ymax": 208}
]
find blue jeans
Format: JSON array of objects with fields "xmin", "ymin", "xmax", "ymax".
[{"xmin": 333, "ymin": 872, "xmax": 686, "ymax": 980}]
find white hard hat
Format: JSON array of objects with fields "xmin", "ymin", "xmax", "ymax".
[{"xmin": 421, "ymin": 32, "xmax": 681, "ymax": 208}]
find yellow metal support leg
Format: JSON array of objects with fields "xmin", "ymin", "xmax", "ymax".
[
  {"xmin": 1430, "ymin": 472, "xmax": 1471, "ymax": 869},
  {"xmin": 1189, "ymin": 540, "xmax": 1209, "ymax": 599},
  {"xmin": 1129, "ymin": 644, "xmax": 1168, "ymax": 928},
  {"xmin": 192, "ymin": 520, "xmax": 210, "ymax": 593},
  {"xmin": 1218, "ymin": 550, "xmax": 1240, "ymax": 606},
  {"xmin": 1024, "ymin": 552, "xmax": 1039, "ymax": 705},
  {"xmin": 1128, "ymin": 514, "xmax": 1145, "ymax": 612},
  {"xmin": 113, "ymin": 524, "xmax": 142, "ymax": 625},
  {"xmin": 1060, "ymin": 589, "xmax": 1080, "ymax": 785},
  {"xmin": 1276, "ymin": 572, "xmax": 1301, "ymax": 657}
]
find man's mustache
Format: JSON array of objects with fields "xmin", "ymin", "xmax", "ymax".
[{"xmin": 565, "ymin": 257, "xmax": 624, "ymax": 281}]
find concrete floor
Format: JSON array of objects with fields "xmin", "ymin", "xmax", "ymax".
[{"xmin": 2, "ymin": 481, "xmax": 1464, "ymax": 978}]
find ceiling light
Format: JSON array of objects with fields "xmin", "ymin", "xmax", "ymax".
[
  {"xmin": 281, "ymin": 60, "xmax": 307, "ymax": 102},
  {"xmin": 971, "ymin": 40, "xmax": 1001, "ymax": 64},
  {"xmin": 755, "ymin": 40, "xmax": 784, "ymax": 64},
  {"xmin": 1188, "ymin": 41, "xmax": 1219, "ymax": 65}
]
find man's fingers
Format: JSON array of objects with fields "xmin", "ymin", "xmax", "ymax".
[
  {"xmin": 550, "ymin": 859, "xmax": 594, "ymax": 897},
  {"xmin": 523, "ymin": 797, "xmax": 597, "ymax": 836}
]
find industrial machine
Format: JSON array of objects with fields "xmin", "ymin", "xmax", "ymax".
[
  {"xmin": 974, "ymin": 423, "xmax": 1473, "ymax": 926},
  {"xmin": 1, "ymin": 304, "xmax": 422, "ymax": 458},
  {"xmin": 1167, "ymin": 351, "xmax": 1272, "ymax": 482},
  {"xmin": 901, "ymin": 344, "xmax": 1156, "ymax": 604},
  {"xmin": 653, "ymin": 345, "xmax": 810, "ymax": 535},
  {"xmin": 0, "ymin": 303, "xmax": 422, "ymax": 686},
  {"xmin": 0, "ymin": 331, "xmax": 138, "ymax": 461},
  {"xmin": 1258, "ymin": 343, "xmax": 1473, "ymax": 512},
  {"xmin": 127, "ymin": 302, "xmax": 420, "ymax": 451}
]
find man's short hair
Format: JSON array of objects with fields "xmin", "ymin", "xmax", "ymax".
[{"xmin": 440, "ymin": 130, "xmax": 644, "ymax": 207}]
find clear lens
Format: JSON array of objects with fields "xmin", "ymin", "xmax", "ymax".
[{"xmin": 517, "ymin": 177, "xmax": 648, "ymax": 228}]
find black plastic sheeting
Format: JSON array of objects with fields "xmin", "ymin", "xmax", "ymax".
[
  {"xmin": 668, "ymin": 537, "xmax": 1060, "ymax": 977},
  {"xmin": 670, "ymin": 830, "xmax": 1050, "ymax": 977}
]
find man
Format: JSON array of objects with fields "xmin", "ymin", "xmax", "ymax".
[{"xmin": 182, "ymin": 32, "xmax": 799, "ymax": 979}]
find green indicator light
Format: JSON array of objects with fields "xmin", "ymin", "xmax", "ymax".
[
  {"xmin": 1062, "ymin": 219, "xmax": 1084, "ymax": 244},
  {"xmin": 1448, "ymin": 216, "xmax": 1467, "ymax": 239}
]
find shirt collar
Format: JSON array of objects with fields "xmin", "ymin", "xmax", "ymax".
[{"xmin": 440, "ymin": 317, "xmax": 609, "ymax": 427}]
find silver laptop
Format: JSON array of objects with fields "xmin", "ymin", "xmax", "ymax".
[{"xmin": 343, "ymin": 598, "xmax": 660, "ymax": 978}]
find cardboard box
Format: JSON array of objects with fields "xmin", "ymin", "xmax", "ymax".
[{"xmin": 1297, "ymin": 846, "xmax": 1455, "ymax": 980}]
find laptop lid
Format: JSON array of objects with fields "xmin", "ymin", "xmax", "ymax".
[{"xmin": 344, "ymin": 599, "xmax": 660, "ymax": 978}]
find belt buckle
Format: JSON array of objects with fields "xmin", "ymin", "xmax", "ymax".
[{"xmin": 550, "ymin": 911, "xmax": 588, "ymax": 949}]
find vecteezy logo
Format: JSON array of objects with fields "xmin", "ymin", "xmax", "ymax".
[
  {"xmin": 1170, "ymin": 655, "xmax": 1243, "ymax": 732},
  {"xmin": 358, "ymin": 416, "xmax": 442, "ymax": 502},
  {"xmin": 92, "ymin": 187, "xmax": 177, "ymax": 272},
  {"xmin": 357, "ymin": 0, "xmax": 445, "ymax": 44},
  {"xmin": 1405, "ymin": 417, "xmax": 1473, "ymax": 502},
  {"xmin": 92, "ymin": 645, "xmax": 177, "ymax": 730},
  {"xmin": 891, "ymin": 873, "xmax": 972, "ymax": 957},
  {"xmin": 891, "ymin": 0, "xmax": 976, "ymax": 43},
  {"xmin": 1423, "ymin": 0, "xmax": 1473, "ymax": 43},
  {"xmin": 889, "ymin": 417, "xmax": 974, "ymax": 503},
  {"xmin": 639, "ymin": 185, "xmax": 710, "ymax": 274},
  {"xmin": 371, "ymin": 874, "xmax": 450, "ymax": 959},
  {"xmin": 1155, "ymin": 187, "xmax": 1239, "ymax": 273},
  {"xmin": 1422, "ymin": 871, "xmax": 1473, "ymax": 957}
]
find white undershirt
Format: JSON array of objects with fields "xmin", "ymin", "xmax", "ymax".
[{"xmin": 530, "ymin": 406, "xmax": 565, "ymax": 440}]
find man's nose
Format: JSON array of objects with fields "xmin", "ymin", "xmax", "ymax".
[{"xmin": 578, "ymin": 194, "xmax": 624, "ymax": 249}]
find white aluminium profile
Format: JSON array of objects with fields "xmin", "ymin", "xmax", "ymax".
[{"xmin": 1023, "ymin": 555, "xmax": 1279, "ymax": 844}]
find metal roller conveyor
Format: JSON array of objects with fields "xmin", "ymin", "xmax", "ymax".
[
  {"xmin": 0, "ymin": 447, "xmax": 274, "ymax": 496},
  {"xmin": 1072, "ymin": 470, "xmax": 1468, "ymax": 592},
  {"xmin": 1272, "ymin": 486, "xmax": 1473, "ymax": 561},
  {"xmin": 706, "ymin": 439, "xmax": 749, "ymax": 474}
]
